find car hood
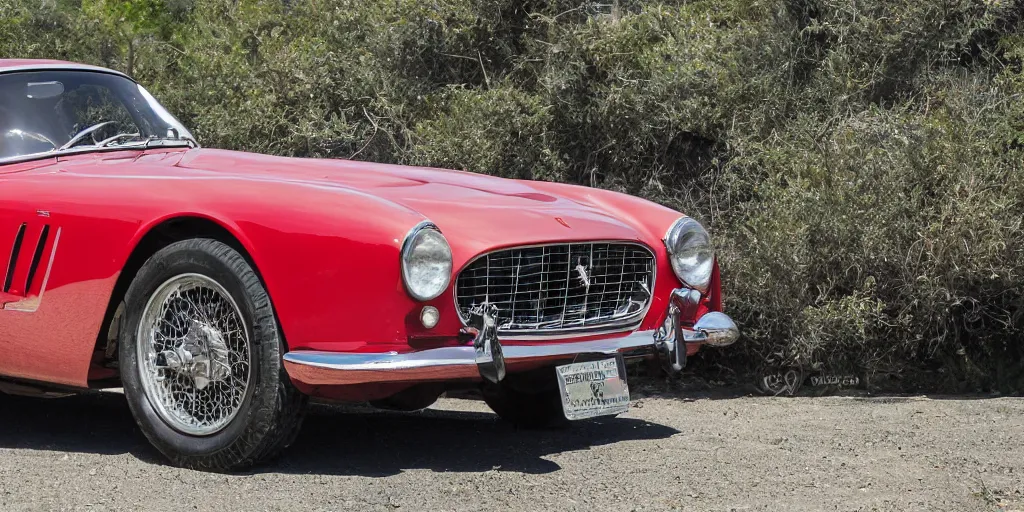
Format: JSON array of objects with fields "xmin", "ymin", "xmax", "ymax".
[{"xmin": 173, "ymin": 148, "xmax": 668, "ymax": 253}]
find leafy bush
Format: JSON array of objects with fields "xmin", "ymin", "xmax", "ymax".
[{"xmin": 3, "ymin": 0, "xmax": 1023, "ymax": 391}]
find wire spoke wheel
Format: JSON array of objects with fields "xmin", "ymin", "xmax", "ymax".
[
  {"xmin": 137, "ymin": 273, "xmax": 252, "ymax": 436},
  {"xmin": 121, "ymin": 239, "xmax": 306, "ymax": 470}
]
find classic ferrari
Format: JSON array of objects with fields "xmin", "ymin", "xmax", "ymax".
[{"xmin": 0, "ymin": 59, "xmax": 738, "ymax": 470}]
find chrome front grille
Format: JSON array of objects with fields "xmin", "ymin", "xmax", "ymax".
[{"xmin": 455, "ymin": 242, "xmax": 656, "ymax": 335}]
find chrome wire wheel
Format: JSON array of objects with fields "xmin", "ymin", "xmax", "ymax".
[{"xmin": 137, "ymin": 273, "xmax": 252, "ymax": 436}]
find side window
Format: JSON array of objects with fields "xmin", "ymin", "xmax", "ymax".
[
  {"xmin": 0, "ymin": 70, "xmax": 190, "ymax": 160},
  {"xmin": 0, "ymin": 80, "xmax": 64, "ymax": 158}
]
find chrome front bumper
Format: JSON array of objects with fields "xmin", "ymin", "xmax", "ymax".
[{"xmin": 283, "ymin": 288, "xmax": 739, "ymax": 387}]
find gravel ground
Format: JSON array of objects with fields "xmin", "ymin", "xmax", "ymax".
[{"xmin": 0, "ymin": 389, "xmax": 1021, "ymax": 511}]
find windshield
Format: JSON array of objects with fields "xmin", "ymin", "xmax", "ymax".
[{"xmin": 0, "ymin": 70, "xmax": 194, "ymax": 161}]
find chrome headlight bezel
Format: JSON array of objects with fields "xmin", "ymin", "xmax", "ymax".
[
  {"xmin": 401, "ymin": 221, "xmax": 453, "ymax": 302},
  {"xmin": 663, "ymin": 216, "xmax": 715, "ymax": 294}
]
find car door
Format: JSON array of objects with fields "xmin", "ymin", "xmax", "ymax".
[
  {"xmin": 0, "ymin": 157, "xmax": 70, "ymax": 382},
  {"xmin": 0, "ymin": 159, "xmax": 60, "ymax": 307}
]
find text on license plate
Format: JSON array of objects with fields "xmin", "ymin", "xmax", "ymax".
[{"xmin": 555, "ymin": 358, "xmax": 630, "ymax": 421}]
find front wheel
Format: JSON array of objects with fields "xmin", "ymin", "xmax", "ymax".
[{"xmin": 119, "ymin": 238, "xmax": 307, "ymax": 471}]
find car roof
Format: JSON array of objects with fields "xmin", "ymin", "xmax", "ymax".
[{"xmin": 0, "ymin": 59, "xmax": 130, "ymax": 79}]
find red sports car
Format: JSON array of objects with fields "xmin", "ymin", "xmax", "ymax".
[{"xmin": 0, "ymin": 60, "xmax": 738, "ymax": 470}]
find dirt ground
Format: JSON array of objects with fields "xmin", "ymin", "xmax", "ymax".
[{"xmin": 0, "ymin": 389, "xmax": 1021, "ymax": 512}]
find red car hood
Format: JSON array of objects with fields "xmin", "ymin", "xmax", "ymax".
[{"xmin": 174, "ymin": 149, "xmax": 670, "ymax": 250}]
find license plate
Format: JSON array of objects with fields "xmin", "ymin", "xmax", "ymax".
[{"xmin": 555, "ymin": 358, "xmax": 630, "ymax": 420}]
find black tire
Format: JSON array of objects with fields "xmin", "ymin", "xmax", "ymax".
[
  {"xmin": 119, "ymin": 238, "xmax": 307, "ymax": 471},
  {"xmin": 482, "ymin": 367, "xmax": 570, "ymax": 429}
]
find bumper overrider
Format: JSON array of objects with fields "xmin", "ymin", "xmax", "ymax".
[{"xmin": 282, "ymin": 288, "xmax": 739, "ymax": 387}]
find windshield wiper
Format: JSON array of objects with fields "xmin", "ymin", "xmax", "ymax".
[
  {"xmin": 162, "ymin": 128, "xmax": 199, "ymax": 148},
  {"xmin": 101, "ymin": 136, "xmax": 194, "ymax": 150},
  {"xmin": 58, "ymin": 121, "xmax": 117, "ymax": 151},
  {"xmin": 56, "ymin": 127, "xmax": 196, "ymax": 153},
  {"xmin": 96, "ymin": 132, "xmax": 142, "ymax": 147}
]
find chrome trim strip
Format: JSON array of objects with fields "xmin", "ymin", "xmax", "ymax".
[
  {"xmin": 0, "ymin": 63, "xmax": 131, "ymax": 80},
  {"xmin": 287, "ymin": 347, "xmax": 478, "ymax": 371},
  {"xmin": 283, "ymin": 329, "xmax": 661, "ymax": 373},
  {"xmin": 453, "ymin": 240, "xmax": 657, "ymax": 338},
  {"xmin": 0, "ymin": 143, "xmax": 193, "ymax": 166},
  {"xmin": 492, "ymin": 322, "xmax": 649, "ymax": 342}
]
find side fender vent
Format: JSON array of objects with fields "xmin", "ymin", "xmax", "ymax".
[
  {"xmin": 24, "ymin": 224, "xmax": 50, "ymax": 294},
  {"xmin": 3, "ymin": 223, "xmax": 27, "ymax": 293}
]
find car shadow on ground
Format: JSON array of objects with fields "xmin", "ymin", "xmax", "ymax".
[{"xmin": 0, "ymin": 391, "xmax": 681, "ymax": 476}]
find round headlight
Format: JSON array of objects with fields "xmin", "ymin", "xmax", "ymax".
[
  {"xmin": 401, "ymin": 222, "xmax": 453, "ymax": 301},
  {"xmin": 664, "ymin": 216, "xmax": 714, "ymax": 293}
]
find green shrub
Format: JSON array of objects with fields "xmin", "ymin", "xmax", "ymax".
[
  {"xmin": 409, "ymin": 85, "xmax": 562, "ymax": 179},
  {"xmin": 723, "ymin": 93, "xmax": 1024, "ymax": 389}
]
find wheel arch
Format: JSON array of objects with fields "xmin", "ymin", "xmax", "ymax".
[{"xmin": 88, "ymin": 214, "xmax": 273, "ymax": 384}]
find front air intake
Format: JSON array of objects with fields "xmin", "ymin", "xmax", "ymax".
[{"xmin": 455, "ymin": 242, "xmax": 656, "ymax": 337}]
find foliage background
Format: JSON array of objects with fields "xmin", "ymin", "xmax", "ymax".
[{"xmin": 2, "ymin": 0, "xmax": 1023, "ymax": 391}]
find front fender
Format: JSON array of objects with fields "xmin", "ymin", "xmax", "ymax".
[{"xmin": 124, "ymin": 180, "xmax": 448, "ymax": 354}]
